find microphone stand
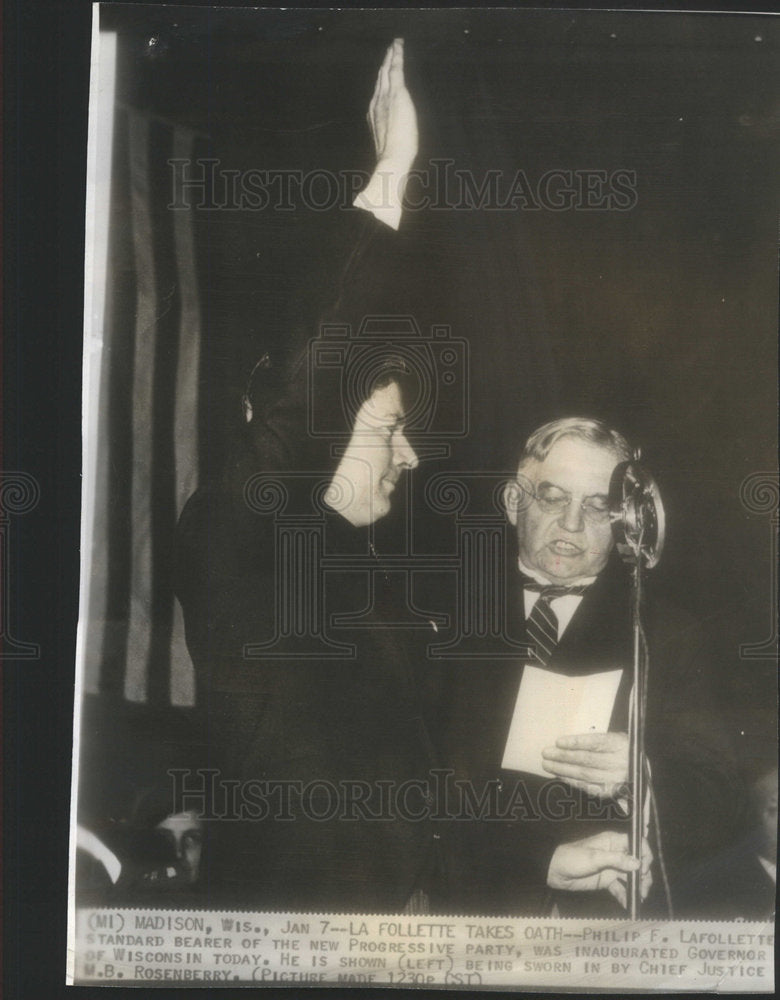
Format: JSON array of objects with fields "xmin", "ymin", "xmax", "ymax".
[
  {"xmin": 627, "ymin": 551, "xmax": 646, "ymax": 920},
  {"xmin": 609, "ymin": 459, "xmax": 665, "ymax": 921}
]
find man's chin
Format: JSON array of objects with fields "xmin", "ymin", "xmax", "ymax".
[
  {"xmin": 367, "ymin": 495, "xmax": 391, "ymax": 524},
  {"xmin": 537, "ymin": 553, "xmax": 588, "ymax": 583}
]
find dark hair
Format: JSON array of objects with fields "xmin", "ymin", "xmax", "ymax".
[
  {"xmin": 237, "ymin": 347, "xmax": 418, "ymax": 481},
  {"xmin": 360, "ymin": 354, "xmax": 417, "ymax": 420}
]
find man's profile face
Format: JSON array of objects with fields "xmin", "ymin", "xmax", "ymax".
[
  {"xmin": 327, "ymin": 380, "xmax": 418, "ymax": 527},
  {"xmin": 506, "ymin": 435, "xmax": 618, "ymax": 584}
]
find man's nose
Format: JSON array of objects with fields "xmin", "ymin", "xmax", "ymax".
[
  {"xmin": 559, "ymin": 498, "xmax": 585, "ymax": 532},
  {"xmin": 393, "ymin": 432, "xmax": 419, "ymax": 469}
]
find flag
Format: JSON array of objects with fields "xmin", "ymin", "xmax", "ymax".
[{"xmin": 85, "ymin": 106, "xmax": 202, "ymax": 707}]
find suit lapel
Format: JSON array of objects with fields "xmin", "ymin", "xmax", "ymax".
[
  {"xmin": 456, "ymin": 558, "xmax": 636, "ymax": 777},
  {"xmin": 548, "ymin": 560, "xmax": 632, "ymax": 675},
  {"xmin": 550, "ymin": 559, "xmax": 634, "ymax": 730},
  {"xmin": 504, "ymin": 558, "xmax": 634, "ymax": 749}
]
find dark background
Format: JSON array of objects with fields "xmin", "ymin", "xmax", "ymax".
[
  {"xmin": 99, "ymin": 4, "xmax": 777, "ymax": 718},
  {"xmin": 3, "ymin": 3, "xmax": 778, "ymax": 999}
]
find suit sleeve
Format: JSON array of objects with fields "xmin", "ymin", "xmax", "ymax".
[
  {"xmin": 645, "ymin": 603, "xmax": 744, "ymax": 900},
  {"xmin": 174, "ymin": 204, "xmax": 412, "ymax": 692},
  {"xmin": 318, "ymin": 203, "xmax": 419, "ymax": 328}
]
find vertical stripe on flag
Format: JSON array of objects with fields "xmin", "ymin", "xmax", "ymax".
[
  {"xmin": 99, "ymin": 109, "xmax": 204, "ymax": 707},
  {"xmin": 169, "ymin": 124, "xmax": 200, "ymax": 707},
  {"xmin": 124, "ymin": 109, "xmax": 156, "ymax": 703},
  {"xmin": 146, "ymin": 118, "xmax": 180, "ymax": 708},
  {"xmin": 100, "ymin": 106, "xmax": 135, "ymax": 697}
]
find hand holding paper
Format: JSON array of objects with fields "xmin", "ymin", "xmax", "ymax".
[
  {"xmin": 542, "ymin": 730, "xmax": 628, "ymax": 799},
  {"xmin": 501, "ymin": 665, "xmax": 622, "ymax": 780}
]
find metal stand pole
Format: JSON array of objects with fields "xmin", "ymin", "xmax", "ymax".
[
  {"xmin": 610, "ymin": 458, "xmax": 665, "ymax": 921},
  {"xmin": 627, "ymin": 559, "xmax": 646, "ymax": 920}
]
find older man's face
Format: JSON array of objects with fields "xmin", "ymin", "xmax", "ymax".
[{"xmin": 506, "ymin": 436, "xmax": 618, "ymax": 584}]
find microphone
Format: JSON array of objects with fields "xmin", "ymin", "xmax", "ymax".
[
  {"xmin": 608, "ymin": 457, "xmax": 666, "ymax": 569},
  {"xmin": 608, "ymin": 454, "xmax": 667, "ymax": 919}
]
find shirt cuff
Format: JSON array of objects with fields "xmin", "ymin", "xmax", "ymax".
[{"xmin": 352, "ymin": 162, "xmax": 409, "ymax": 231}]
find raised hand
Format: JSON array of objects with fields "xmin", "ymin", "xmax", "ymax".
[
  {"xmin": 353, "ymin": 38, "xmax": 418, "ymax": 230},
  {"xmin": 367, "ymin": 38, "xmax": 418, "ymax": 174}
]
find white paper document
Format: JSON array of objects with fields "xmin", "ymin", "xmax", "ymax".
[{"xmin": 501, "ymin": 665, "xmax": 623, "ymax": 777}]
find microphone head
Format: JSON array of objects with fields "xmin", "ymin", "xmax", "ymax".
[{"xmin": 608, "ymin": 460, "xmax": 666, "ymax": 568}]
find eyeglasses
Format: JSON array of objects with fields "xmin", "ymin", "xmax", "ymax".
[{"xmin": 515, "ymin": 481, "xmax": 612, "ymax": 524}]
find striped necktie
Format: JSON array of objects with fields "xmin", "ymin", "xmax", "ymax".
[{"xmin": 524, "ymin": 584, "xmax": 588, "ymax": 667}]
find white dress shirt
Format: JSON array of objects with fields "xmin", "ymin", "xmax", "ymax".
[{"xmin": 518, "ymin": 557, "xmax": 596, "ymax": 640}]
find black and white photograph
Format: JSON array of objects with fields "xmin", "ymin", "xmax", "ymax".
[{"xmin": 67, "ymin": 4, "xmax": 777, "ymax": 989}]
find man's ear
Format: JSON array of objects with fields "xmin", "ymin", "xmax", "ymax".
[{"xmin": 503, "ymin": 480, "xmax": 519, "ymax": 526}]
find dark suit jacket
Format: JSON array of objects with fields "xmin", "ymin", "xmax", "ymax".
[
  {"xmin": 675, "ymin": 831, "xmax": 776, "ymax": 921},
  {"xmin": 176, "ymin": 496, "xmax": 443, "ymax": 912},
  {"xmin": 175, "ymin": 206, "xmax": 442, "ymax": 912},
  {"xmin": 439, "ymin": 553, "xmax": 740, "ymax": 917}
]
